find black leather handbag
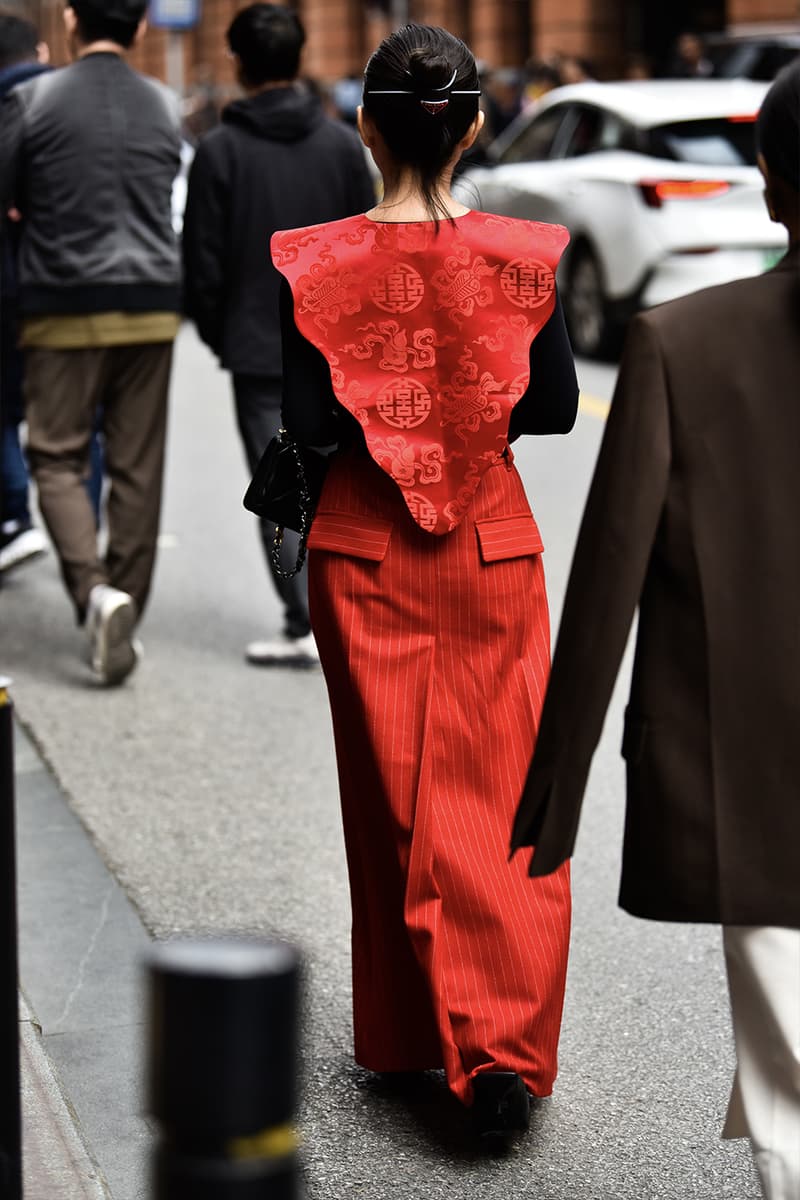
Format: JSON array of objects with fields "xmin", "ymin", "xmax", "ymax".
[{"xmin": 243, "ymin": 428, "xmax": 328, "ymax": 579}]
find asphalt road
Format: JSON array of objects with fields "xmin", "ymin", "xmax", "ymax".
[{"xmin": 1, "ymin": 323, "xmax": 760, "ymax": 1199}]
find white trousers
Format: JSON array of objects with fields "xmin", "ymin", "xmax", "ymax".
[{"xmin": 722, "ymin": 926, "xmax": 800, "ymax": 1200}]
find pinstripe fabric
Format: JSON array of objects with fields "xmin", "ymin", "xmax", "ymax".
[
  {"xmin": 476, "ymin": 515, "xmax": 545, "ymax": 562},
  {"xmin": 309, "ymin": 513, "xmax": 392, "ymax": 561},
  {"xmin": 308, "ymin": 446, "xmax": 571, "ymax": 1104}
]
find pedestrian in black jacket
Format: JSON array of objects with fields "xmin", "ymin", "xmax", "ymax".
[{"xmin": 182, "ymin": 3, "xmax": 375, "ymax": 667}]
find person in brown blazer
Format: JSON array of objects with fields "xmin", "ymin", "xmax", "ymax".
[{"xmin": 511, "ymin": 61, "xmax": 800, "ymax": 1200}]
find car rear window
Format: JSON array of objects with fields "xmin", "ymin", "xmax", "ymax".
[
  {"xmin": 709, "ymin": 42, "xmax": 800, "ymax": 82},
  {"xmin": 638, "ymin": 118, "xmax": 758, "ymax": 167}
]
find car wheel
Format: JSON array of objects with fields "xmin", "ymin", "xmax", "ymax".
[{"xmin": 565, "ymin": 246, "xmax": 619, "ymax": 360}]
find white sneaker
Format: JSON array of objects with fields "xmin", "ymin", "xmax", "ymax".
[
  {"xmin": 0, "ymin": 522, "xmax": 47, "ymax": 573},
  {"xmin": 245, "ymin": 631, "xmax": 320, "ymax": 667},
  {"xmin": 86, "ymin": 584, "xmax": 139, "ymax": 685}
]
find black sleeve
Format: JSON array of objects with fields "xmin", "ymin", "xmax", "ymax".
[
  {"xmin": 181, "ymin": 141, "xmax": 229, "ymax": 356},
  {"xmin": 279, "ymin": 279, "xmax": 342, "ymax": 446},
  {"xmin": 0, "ymin": 93, "xmax": 24, "ymax": 212},
  {"xmin": 508, "ymin": 292, "xmax": 580, "ymax": 440}
]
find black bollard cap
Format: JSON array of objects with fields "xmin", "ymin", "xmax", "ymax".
[{"xmin": 146, "ymin": 939, "xmax": 302, "ymax": 1140}]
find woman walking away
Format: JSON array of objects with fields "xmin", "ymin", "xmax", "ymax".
[{"xmin": 272, "ymin": 24, "xmax": 579, "ymax": 1142}]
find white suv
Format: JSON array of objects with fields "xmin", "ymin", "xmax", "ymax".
[{"xmin": 456, "ymin": 80, "xmax": 788, "ymax": 358}]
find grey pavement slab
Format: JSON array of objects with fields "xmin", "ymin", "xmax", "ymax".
[
  {"xmin": 2, "ymin": 324, "xmax": 762, "ymax": 1198},
  {"xmin": 14, "ymin": 723, "xmax": 152, "ymax": 1200},
  {"xmin": 20, "ymin": 995, "xmax": 109, "ymax": 1199}
]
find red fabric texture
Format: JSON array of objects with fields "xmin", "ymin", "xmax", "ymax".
[
  {"xmin": 308, "ymin": 448, "xmax": 571, "ymax": 1103},
  {"xmin": 272, "ymin": 211, "xmax": 569, "ymax": 533}
]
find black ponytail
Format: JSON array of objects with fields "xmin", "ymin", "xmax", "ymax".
[{"xmin": 363, "ymin": 24, "xmax": 480, "ymax": 224}]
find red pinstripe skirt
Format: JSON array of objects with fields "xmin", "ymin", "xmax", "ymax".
[{"xmin": 307, "ymin": 446, "xmax": 571, "ymax": 1104}]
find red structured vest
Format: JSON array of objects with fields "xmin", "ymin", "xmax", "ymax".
[{"xmin": 272, "ymin": 211, "xmax": 569, "ymax": 534}]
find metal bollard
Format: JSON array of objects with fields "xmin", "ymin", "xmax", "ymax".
[
  {"xmin": 0, "ymin": 678, "xmax": 22, "ymax": 1200},
  {"xmin": 146, "ymin": 938, "xmax": 303, "ymax": 1198}
]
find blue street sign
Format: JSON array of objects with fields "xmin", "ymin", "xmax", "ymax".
[{"xmin": 149, "ymin": 0, "xmax": 201, "ymax": 31}]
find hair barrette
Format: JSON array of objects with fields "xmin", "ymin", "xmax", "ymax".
[{"xmin": 366, "ymin": 68, "xmax": 480, "ymax": 115}]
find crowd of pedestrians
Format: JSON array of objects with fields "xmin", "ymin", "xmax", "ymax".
[{"xmin": 0, "ymin": 2, "xmax": 798, "ymax": 1196}]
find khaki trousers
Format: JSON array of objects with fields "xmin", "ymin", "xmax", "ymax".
[
  {"xmin": 723, "ymin": 926, "xmax": 800, "ymax": 1200},
  {"xmin": 25, "ymin": 342, "xmax": 173, "ymax": 621}
]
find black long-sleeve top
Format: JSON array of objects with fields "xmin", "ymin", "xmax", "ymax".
[{"xmin": 279, "ymin": 278, "xmax": 579, "ymax": 447}]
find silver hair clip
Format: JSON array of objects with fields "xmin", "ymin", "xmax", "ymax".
[{"xmin": 366, "ymin": 67, "xmax": 480, "ymax": 115}]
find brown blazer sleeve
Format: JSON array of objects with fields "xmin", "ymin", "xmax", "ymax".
[{"xmin": 510, "ymin": 314, "xmax": 672, "ymax": 875}]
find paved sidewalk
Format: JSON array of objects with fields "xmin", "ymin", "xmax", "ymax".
[
  {"xmin": 20, "ymin": 993, "xmax": 108, "ymax": 1199},
  {"xmin": 14, "ymin": 721, "xmax": 151, "ymax": 1200}
]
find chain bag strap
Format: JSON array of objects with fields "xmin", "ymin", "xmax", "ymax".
[
  {"xmin": 270, "ymin": 431, "xmax": 313, "ymax": 580},
  {"xmin": 243, "ymin": 427, "xmax": 328, "ymax": 579}
]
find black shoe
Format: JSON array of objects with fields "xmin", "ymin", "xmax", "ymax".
[{"xmin": 471, "ymin": 1071, "xmax": 531, "ymax": 1141}]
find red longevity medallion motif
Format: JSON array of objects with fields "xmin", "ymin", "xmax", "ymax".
[{"xmin": 272, "ymin": 211, "xmax": 568, "ymax": 534}]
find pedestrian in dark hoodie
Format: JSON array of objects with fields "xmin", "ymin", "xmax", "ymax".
[
  {"xmin": 182, "ymin": 3, "xmax": 375, "ymax": 667},
  {"xmin": 0, "ymin": 10, "xmax": 49, "ymax": 574}
]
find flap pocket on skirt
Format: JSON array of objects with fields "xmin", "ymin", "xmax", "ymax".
[
  {"xmin": 475, "ymin": 514, "xmax": 544, "ymax": 563},
  {"xmin": 307, "ymin": 512, "xmax": 392, "ymax": 562}
]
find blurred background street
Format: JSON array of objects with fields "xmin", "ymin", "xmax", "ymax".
[{"xmin": 3, "ymin": 324, "xmax": 762, "ymax": 1198}]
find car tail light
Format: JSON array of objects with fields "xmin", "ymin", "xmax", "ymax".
[
  {"xmin": 639, "ymin": 179, "xmax": 732, "ymax": 208},
  {"xmin": 727, "ymin": 114, "xmax": 757, "ymax": 123}
]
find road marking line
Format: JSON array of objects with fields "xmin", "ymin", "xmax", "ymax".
[{"xmin": 579, "ymin": 392, "xmax": 610, "ymax": 420}]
